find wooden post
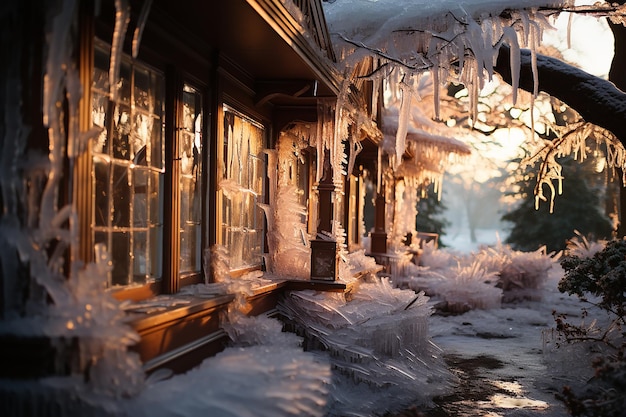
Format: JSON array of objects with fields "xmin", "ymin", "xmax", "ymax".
[
  {"xmin": 310, "ymin": 150, "xmax": 338, "ymax": 280},
  {"xmin": 370, "ymin": 188, "xmax": 387, "ymax": 254}
]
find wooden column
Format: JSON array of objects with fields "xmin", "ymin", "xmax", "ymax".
[
  {"xmin": 370, "ymin": 188, "xmax": 387, "ymax": 254},
  {"xmin": 310, "ymin": 150, "xmax": 338, "ymax": 281}
]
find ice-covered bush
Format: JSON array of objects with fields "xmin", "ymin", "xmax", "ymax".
[
  {"xmin": 277, "ymin": 278, "xmax": 452, "ymax": 415},
  {"xmin": 419, "ymin": 240, "xmax": 459, "ymax": 270},
  {"xmin": 429, "ymin": 261, "xmax": 502, "ymax": 313},
  {"xmin": 497, "ymin": 246, "xmax": 557, "ymax": 302},
  {"xmin": 554, "ymin": 239, "xmax": 626, "ymax": 417},
  {"xmin": 564, "ymin": 230, "xmax": 607, "ymax": 260}
]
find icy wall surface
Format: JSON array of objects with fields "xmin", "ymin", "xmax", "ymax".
[{"xmin": 0, "ymin": 0, "xmax": 147, "ymax": 409}]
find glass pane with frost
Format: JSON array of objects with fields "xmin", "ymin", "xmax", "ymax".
[
  {"xmin": 112, "ymin": 104, "xmax": 131, "ymax": 160},
  {"xmin": 133, "ymin": 166, "xmax": 148, "ymax": 227},
  {"xmin": 93, "ymin": 157, "xmax": 110, "ymax": 227},
  {"xmin": 132, "ymin": 230, "xmax": 148, "ymax": 281},
  {"xmin": 149, "ymin": 170, "xmax": 162, "ymax": 226},
  {"xmin": 149, "ymin": 225, "xmax": 163, "ymax": 280},
  {"xmin": 112, "ymin": 163, "xmax": 131, "ymax": 228},
  {"xmin": 110, "ymin": 231, "xmax": 130, "ymax": 286}
]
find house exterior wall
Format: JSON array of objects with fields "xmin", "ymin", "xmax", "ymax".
[{"xmin": 0, "ymin": 0, "xmax": 355, "ymax": 381}]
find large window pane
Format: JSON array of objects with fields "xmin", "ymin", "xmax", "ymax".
[
  {"xmin": 91, "ymin": 40, "xmax": 164, "ymax": 287},
  {"xmin": 221, "ymin": 106, "xmax": 266, "ymax": 270},
  {"xmin": 179, "ymin": 84, "xmax": 203, "ymax": 274}
]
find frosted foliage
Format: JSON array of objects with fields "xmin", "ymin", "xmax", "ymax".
[
  {"xmin": 419, "ymin": 240, "xmax": 459, "ymax": 271},
  {"xmin": 0, "ymin": 0, "xmax": 147, "ymax": 405},
  {"xmin": 278, "ymin": 279, "xmax": 453, "ymax": 415},
  {"xmin": 346, "ymin": 249, "xmax": 380, "ymax": 277},
  {"xmin": 324, "ymin": 0, "xmax": 563, "ymax": 139},
  {"xmin": 261, "ymin": 132, "xmax": 311, "ymax": 279},
  {"xmin": 429, "ymin": 261, "xmax": 503, "ymax": 312},
  {"xmin": 223, "ymin": 314, "xmax": 304, "ymax": 349},
  {"xmin": 499, "ymin": 249, "xmax": 554, "ymax": 301},
  {"xmin": 524, "ymin": 121, "xmax": 626, "ymax": 212},
  {"xmin": 126, "ymin": 345, "xmax": 331, "ymax": 417},
  {"xmin": 209, "ymin": 244, "xmax": 231, "ymax": 282},
  {"xmin": 564, "ymin": 231, "xmax": 607, "ymax": 259},
  {"xmin": 404, "ymin": 240, "xmax": 558, "ymax": 312}
]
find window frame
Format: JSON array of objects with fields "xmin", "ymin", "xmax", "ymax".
[
  {"xmin": 77, "ymin": 33, "xmax": 211, "ymax": 300},
  {"xmin": 88, "ymin": 38, "xmax": 166, "ymax": 292},
  {"xmin": 217, "ymin": 103, "xmax": 269, "ymax": 275}
]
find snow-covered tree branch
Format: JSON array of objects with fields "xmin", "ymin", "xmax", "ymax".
[{"xmin": 494, "ymin": 44, "xmax": 626, "ymax": 142}]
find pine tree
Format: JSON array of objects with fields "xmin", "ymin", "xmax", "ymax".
[
  {"xmin": 502, "ymin": 155, "xmax": 613, "ymax": 253},
  {"xmin": 415, "ymin": 184, "xmax": 450, "ymax": 246}
]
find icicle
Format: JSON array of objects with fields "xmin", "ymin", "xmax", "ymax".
[
  {"xmin": 110, "ymin": 0, "xmax": 131, "ymax": 102},
  {"xmin": 567, "ymin": 11, "xmax": 573, "ymax": 50},
  {"xmin": 432, "ymin": 61, "xmax": 440, "ymax": 121},
  {"xmin": 520, "ymin": 10, "xmax": 530, "ymax": 47},
  {"xmin": 131, "ymin": 0, "xmax": 153, "ymax": 58},
  {"xmin": 529, "ymin": 22, "xmax": 539, "ymax": 99},
  {"xmin": 42, "ymin": 0, "xmax": 77, "ymax": 127},
  {"xmin": 316, "ymin": 101, "xmax": 325, "ymax": 183},
  {"xmin": 371, "ymin": 73, "xmax": 380, "ymax": 122},
  {"xmin": 40, "ymin": 0, "xmax": 78, "ymax": 232},
  {"xmin": 503, "ymin": 27, "xmax": 520, "ymax": 105},
  {"xmin": 396, "ymin": 79, "xmax": 411, "ymax": 165}
]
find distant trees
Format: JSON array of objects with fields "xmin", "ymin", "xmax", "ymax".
[
  {"xmin": 415, "ymin": 184, "xmax": 450, "ymax": 245},
  {"xmin": 502, "ymin": 154, "xmax": 613, "ymax": 252}
]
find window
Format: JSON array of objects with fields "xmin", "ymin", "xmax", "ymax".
[
  {"xmin": 221, "ymin": 106, "xmax": 266, "ymax": 270},
  {"xmin": 179, "ymin": 84, "xmax": 203, "ymax": 274},
  {"xmin": 91, "ymin": 41, "xmax": 165, "ymax": 287}
]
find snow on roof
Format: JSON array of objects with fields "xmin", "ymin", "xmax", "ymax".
[
  {"xmin": 321, "ymin": 0, "xmax": 572, "ymax": 184},
  {"xmin": 382, "ymin": 105, "xmax": 471, "ymax": 158},
  {"xmin": 323, "ymin": 0, "xmax": 569, "ymax": 53}
]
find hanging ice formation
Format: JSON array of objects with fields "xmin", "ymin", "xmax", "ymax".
[
  {"xmin": 278, "ymin": 278, "xmax": 453, "ymax": 416},
  {"xmin": 323, "ymin": 1, "xmax": 569, "ymax": 175},
  {"xmin": 0, "ymin": 0, "xmax": 156, "ymax": 413},
  {"xmin": 381, "ymin": 87, "xmax": 472, "ymax": 203},
  {"xmin": 260, "ymin": 130, "xmax": 312, "ymax": 279}
]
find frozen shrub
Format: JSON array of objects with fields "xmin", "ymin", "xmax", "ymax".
[
  {"xmin": 429, "ymin": 261, "xmax": 502, "ymax": 314},
  {"xmin": 555, "ymin": 239, "xmax": 626, "ymax": 417},
  {"xmin": 564, "ymin": 230, "xmax": 607, "ymax": 259},
  {"xmin": 498, "ymin": 246, "xmax": 557, "ymax": 302}
]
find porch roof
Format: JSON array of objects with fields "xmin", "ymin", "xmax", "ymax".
[{"xmin": 150, "ymin": 0, "xmax": 342, "ymax": 101}]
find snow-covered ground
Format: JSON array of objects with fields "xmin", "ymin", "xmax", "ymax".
[
  {"xmin": 127, "ymin": 242, "xmax": 596, "ymax": 417},
  {"xmin": 3, "ymin": 239, "xmax": 597, "ymax": 417},
  {"xmin": 426, "ymin": 264, "xmax": 589, "ymax": 416},
  {"xmin": 444, "ymin": 227, "xmax": 508, "ymax": 253}
]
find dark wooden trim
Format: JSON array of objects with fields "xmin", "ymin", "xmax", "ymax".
[
  {"xmin": 127, "ymin": 294, "xmax": 234, "ymax": 365},
  {"xmin": 142, "ymin": 330, "xmax": 230, "ymax": 374},
  {"xmin": 162, "ymin": 67, "xmax": 182, "ymax": 294},
  {"xmin": 207, "ymin": 51, "xmax": 220, "ymax": 254},
  {"xmin": 75, "ymin": 3, "xmax": 95, "ymax": 265},
  {"xmin": 247, "ymin": 0, "xmax": 341, "ymax": 94},
  {"xmin": 110, "ymin": 281, "xmax": 160, "ymax": 302},
  {"xmin": 286, "ymin": 279, "xmax": 348, "ymax": 292}
]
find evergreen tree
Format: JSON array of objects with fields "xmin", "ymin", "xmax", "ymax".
[
  {"xmin": 502, "ymin": 155, "xmax": 613, "ymax": 253},
  {"xmin": 415, "ymin": 184, "xmax": 450, "ymax": 246}
]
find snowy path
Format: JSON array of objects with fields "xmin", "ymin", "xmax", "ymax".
[{"xmin": 419, "ymin": 267, "xmax": 589, "ymax": 416}]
